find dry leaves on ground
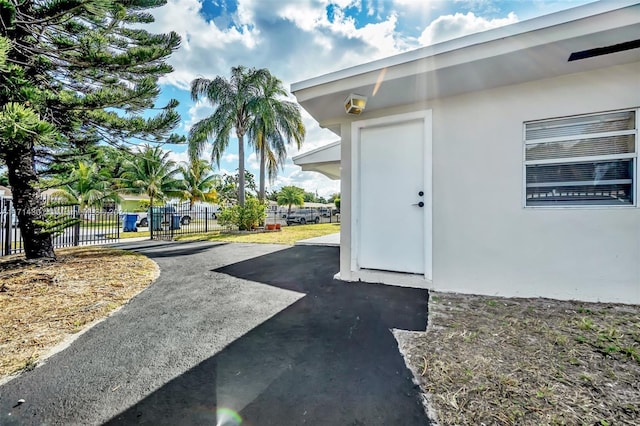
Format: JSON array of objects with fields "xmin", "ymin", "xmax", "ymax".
[
  {"xmin": 397, "ymin": 292, "xmax": 640, "ymax": 426},
  {"xmin": 0, "ymin": 246, "xmax": 159, "ymax": 381}
]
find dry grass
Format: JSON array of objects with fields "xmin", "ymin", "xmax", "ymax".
[
  {"xmin": 397, "ymin": 292, "xmax": 640, "ymax": 426},
  {"xmin": 0, "ymin": 246, "xmax": 159, "ymax": 381}
]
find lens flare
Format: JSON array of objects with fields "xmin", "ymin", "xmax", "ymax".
[{"xmin": 216, "ymin": 407, "xmax": 242, "ymax": 426}]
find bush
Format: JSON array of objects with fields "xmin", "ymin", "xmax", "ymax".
[
  {"xmin": 217, "ymin": 198, "xmax": 267, "ymax": 231},
  {"xmin": 134, "ymin": 200, "xmax": 150, "ymax": 212}
]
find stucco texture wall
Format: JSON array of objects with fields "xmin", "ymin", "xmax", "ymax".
[{"xmin": 431, "ymin": 61, "xmax": 640, "ymax": 303}]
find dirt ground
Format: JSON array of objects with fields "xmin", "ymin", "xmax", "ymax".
[
  {"xmin": 396, "ymin": 292, "xmax": 640, "ymax": 426},
  {"xmin": 0, "ymin": 247, "xmax": 159, "ymax": 381}
]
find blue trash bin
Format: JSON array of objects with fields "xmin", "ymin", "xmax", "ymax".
[
  {"xmin": 170, "ymin": 214, "xmax": 181, "ymax": 230},
  {"xmin": 123, "ymin": 214, "xmax": 138, "ymax": 232}
]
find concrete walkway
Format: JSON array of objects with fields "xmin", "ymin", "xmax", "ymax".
[
  {"xmin": 0, "ymin": 241, "xmax": 430, "ymax": 425},
  {"xmin": 295, "ymin": 231, "xmax": 340, "ymax": 247}
]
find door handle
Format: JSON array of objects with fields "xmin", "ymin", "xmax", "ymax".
[{"xmin": 411, "ymin": 202, "xmax": 425, "ymax": 208}]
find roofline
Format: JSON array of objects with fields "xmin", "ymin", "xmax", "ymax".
[
  {"xmin": 292, "ymin": 140, "xmax": 341, "ymax": 161},
  {"xmin": 291, "ymin": 0, "xmax": 638, "ymax": 93}
]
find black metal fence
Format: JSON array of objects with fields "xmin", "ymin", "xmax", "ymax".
[
  {"xmin": 147, "ymin": 203, "xmax": 340, "ymax": 241},
  {"xmin": 1, "ymin": 197, "xmax": 121, "ymax": 257},
  {"xmin": 146, "ymin": 205, "xmax": 230, "ymax": 241},
  {"xmin": 1, "ymin": 196, "xmax": 342, "ymax": 254}
]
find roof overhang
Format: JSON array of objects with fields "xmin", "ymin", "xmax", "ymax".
[
  {"xmin": 292, "ymin": 141, "xmax": 341, "ymax": 180},
  {"xmin": 292, "ymin": 1, "xmax": 640, "ymax": 134}
]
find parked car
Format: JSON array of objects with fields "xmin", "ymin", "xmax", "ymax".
[
  {"xmin": 134, "ymin": 207, "xmax": 192, "ymax": 228},
  {"xmin": 286, "ymin": 208, "xmax": 320, "ymax": 225},
  {"xmin": 319, "ymin": 207, "xmax": 332, "ymax": 217}
]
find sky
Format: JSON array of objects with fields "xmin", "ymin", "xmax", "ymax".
[{"xmin": 147, "ymin": 0, "xmax": 594, "ymax": 198}]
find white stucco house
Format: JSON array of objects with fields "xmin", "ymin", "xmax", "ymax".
[{"xmin": 291, "ymin": 0, "xmax": 640, "ymax": 304}]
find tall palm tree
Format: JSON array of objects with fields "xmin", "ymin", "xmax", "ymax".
[
  {"xmin": 277, "ymin": 186, "xmax": 305, "ymax": 218},
  {"xmin": 249, "ymin": 73, "xmax": 306, "ymax": 202},
  {"xmin": 52, "ymin": 161, "xmax": 120, "ymax": 211},
  {"xmin": 178, "ymin": 158, "xmax": 218, "ymax": 208},
  {"xmin": 189, "ymin": 66, "xmax": 269, "ymax": 207},
  {"xmin": 120, "ymin": 145, "xmax": 184, "ymax": 208}
]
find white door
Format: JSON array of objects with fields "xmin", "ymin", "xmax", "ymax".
[{"xmin": 357, "ymin": 115, "xmax": 430, "ymax": 275}]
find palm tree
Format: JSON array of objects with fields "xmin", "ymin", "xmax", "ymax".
[
  {"xmin": 189, "ymin": 66, "xmax": 269, "ymax": 207},
  {"xmin": 120, "ymin": 145, "xmax": 184, "ymax": 208},
  {"xmin": 277, "ymin": 186, "xmax": 305, "ymax": 218},
  {"xmin": 249, "ymin": 73, "xmax": 305, "ymax": 202},
  {"xmin": 52, "ymin": 161, "xmax": 120, "ymax": 211},
  {"xmin": 178, "ymin": 158, "xmax": 218, "ymax": 208}
]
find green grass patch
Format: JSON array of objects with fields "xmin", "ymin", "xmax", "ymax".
[
  {"xmin": 119, "ymin": 231, "xmax": 150, "ymax": 239},
  {"xmin": 175, "ymin": 223, "xmax": 340, "ymax": 245}
]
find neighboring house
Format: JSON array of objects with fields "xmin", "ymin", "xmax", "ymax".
[
  {"xmin": 119, "ymin": 194, "xmax": 149, "ymax": 212},
  {"xmin": 0, "ymin": 185, "xmax": 11, "ymax": 199},
  {"xmin": 0, "ymin": 187, "xmax": 65, "ymax": 202},
  {"xmin": 291, "ymin": 0, "xmax": 640, "ymax": 304}
]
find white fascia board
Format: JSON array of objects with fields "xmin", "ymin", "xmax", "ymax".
[
  {"xmin": 291, "ymin": 0, "xmax": 639, "ymax": 95},
  {"xmin": 292, "ymin": 140, "xmax": 341, "ymax": 163}
]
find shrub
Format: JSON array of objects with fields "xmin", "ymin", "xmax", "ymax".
[
  {"xmin": 217, "ymin": 198, "xmax": 267, "ymax": 231},
  {"xmin": 134, "ymin": 200, "xmax": 150, "ymax": 212}
]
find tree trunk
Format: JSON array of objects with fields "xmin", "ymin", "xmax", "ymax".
[
  {"xmin": 237, "ymin": 131, "xmax": 246, "ymax": 207},
  {"xmin": 259, "ymin": 144, "xmax": 266, "ymax": 202},
  {"xmin": 5, "ymin": 144, "xmax": 56, "ymax": 260}
]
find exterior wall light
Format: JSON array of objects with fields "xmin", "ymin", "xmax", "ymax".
[{"xmin": 344, "ymin": 93, "xmax": 367, "ymax": 115}]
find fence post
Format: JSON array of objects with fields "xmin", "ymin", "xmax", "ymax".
[
  {"xmin": 205, "ymin": 207, "xmax": 208, "ymax": 233},
  {"xmin": 3, "ymin": 199, "xmax": 11, "ymax": 256},
  {"xmin": 73, "ymin": 205, "xmax": 80, "ymax": 246}
]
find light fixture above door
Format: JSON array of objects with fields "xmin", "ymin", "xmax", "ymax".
[{"xmin": 344, "ymin": 93, "xmax": 367, "ymax": 115}]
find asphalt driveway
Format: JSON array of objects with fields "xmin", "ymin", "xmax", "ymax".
[{"xmin": 0, "ymin": 241, "xmax": 430, "ymax": 425}]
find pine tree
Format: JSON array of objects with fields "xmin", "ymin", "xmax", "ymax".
[{"xmin": 0, "ymin": 0, "xmax": 182, "ymax": 259}]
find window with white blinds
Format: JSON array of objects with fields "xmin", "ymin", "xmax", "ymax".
[{"xmin": 524, "ymin": 110, "xmax": 637, "ymax": 207}]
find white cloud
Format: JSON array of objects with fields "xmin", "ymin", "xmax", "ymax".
[
  {"xmin": 418, "ymin": 11, "xmax": 518, "ymax": 46},
  {"xmin": 247, "ymin": 151, "xmax": 260, "ymax": 169},
  {"xmin": 183, "ymin": 101, "xmax": 215, "ymax": 132},
  {"xmin": 166, "ymin": 148, "xmax": 190, "ymax": 166},
  {"xmin": 222, "ymin": 153, "xmax": 239, "ymax": 163},
  {"xmin": 270, "ymin": 167, "xmax": 340, "ymax": 199},
  {"xmin": 147, "ymin": 0, "xmax": 261, "ymax": 89},
  {"xmin": 217, "ymin": 167, "xmax": 234, "ymax": 175},
  {"xmin": 146, "ymin": 0, "xmax": 406, "ymax": 91}
]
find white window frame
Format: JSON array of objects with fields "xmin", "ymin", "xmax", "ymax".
[{"xmin": 523, "ymin": 108, "xmax": 639, "ymax": 208}]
